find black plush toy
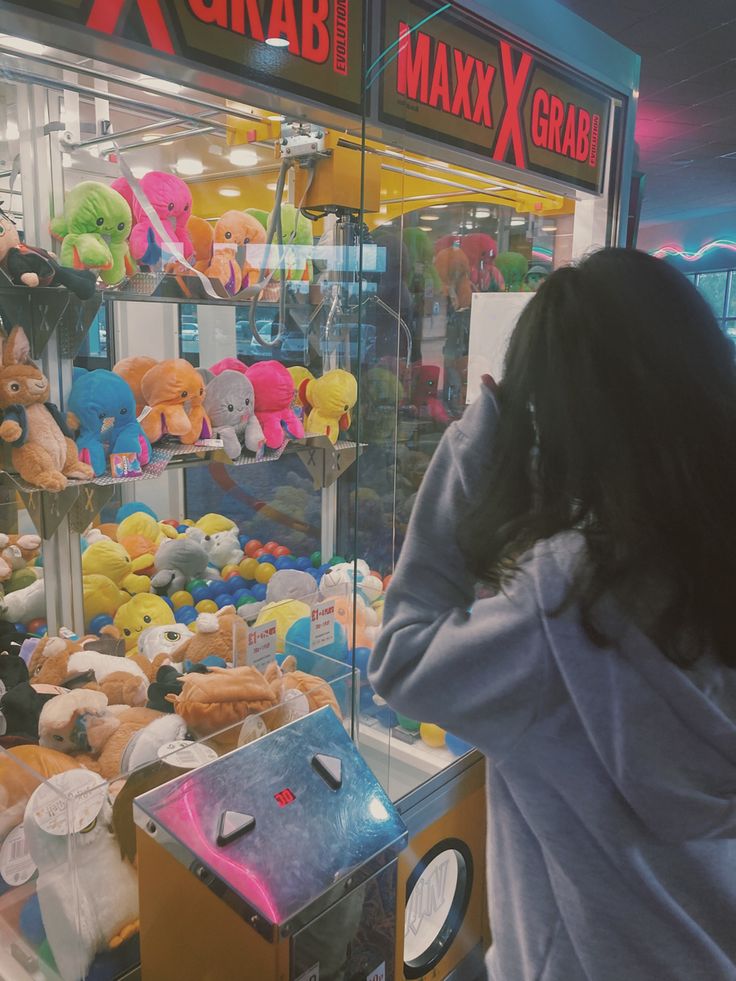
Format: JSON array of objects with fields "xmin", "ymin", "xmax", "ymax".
[{"xmin": 0, "ymin": 202, "xmax": 97, "ymax": 299}]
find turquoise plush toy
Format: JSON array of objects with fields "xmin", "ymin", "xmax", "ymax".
[
  {"xmin": 50, "ymin": 181, "xmax": 134, "ymax": 286},
  {"xmin": 67, "ymin": 369, "xmax": 151, "ymax": 477}
]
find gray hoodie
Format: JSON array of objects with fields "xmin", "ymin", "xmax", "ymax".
[{"xmin": 369, "ymin": 384, "xmax": 736, "ymax": 981}]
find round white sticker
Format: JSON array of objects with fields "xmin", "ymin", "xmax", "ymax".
[
  {"xmin": 157, "ymin": 740, "xmax": 218, "ymax": 770},
  {"xmin": 237, "ymin": 714, "xmax": 268, "ymax": 747},
  {"xmin": 30, "ymin": 770, "xmax": 107, "ymax": 837},
  {"xmin": 283, "ymin": 689, "xmax": 310, "ymax": 722},
  {"xmin": 0, "ymin": 825, "xmax": 37, "ymax": 886}
]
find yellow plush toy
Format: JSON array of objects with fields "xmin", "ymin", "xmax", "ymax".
[
  {"xmin": 82, "ymin": 540, "xmax": 151, "ymax": 595},
  {"xmin": 83, "ymin": 574, "xmax": 129, "ymax": 625},
  {"xmin": 195, "ymin": 513, "xmax": 237, "ymax": 536},
  {"xmin": 298, "ymin": 369, "xmax": 357, "ymax": 444},
  {"xmin": 255, "ymin": 599, "xmax": 311, "ymax": 649},
  {"xmin": 114, "ymin": 593, "xmax": 174, "ymax": 652},
  {"xmin": 117, "ymin": 512, "xmax": 176, "ymax": 550}
]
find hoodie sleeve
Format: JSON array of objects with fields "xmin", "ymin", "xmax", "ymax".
[{"xmin": 368, "ymin": 385, "xmax": 549, "ymax": 758}]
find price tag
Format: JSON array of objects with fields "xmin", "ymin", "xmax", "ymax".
[
  {"xmin": 30, "ymin": 770, "xmax": 107, "ymax": 836},
  {"xmin": 246, "ymin": 620, "xmax": 278, "ymax": 672},
  {"xmin": 157, "ymin": 740, "xmax": 218, "ymax": 770},
  {"xmin": 0, "ymin": 825, "xmax": 36, "ymax": 886},
  {"xmin": 310, "ymin": 599, "xmax": 335, "ymax": 651}
]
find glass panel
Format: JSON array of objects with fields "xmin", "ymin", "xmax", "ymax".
[{"xmin": 696, "ymin": 271, "xmax": 728, "ymax": 319}]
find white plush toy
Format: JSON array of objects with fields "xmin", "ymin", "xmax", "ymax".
[
  {"xmin": 25, "ymin": 775, "xmax": 139, "ymax": 981},
  {"xmin": 187, "ymin": 526, "xmax": 242, "ymax": 572},
  {"xmin": 0, "ymin": 573, "xmax": 45, "ymax": 622},
  {"xmin": 137, "ymin": 622, "xmax": 194, "ymax": 663},
  {"xmin": 320, "ymin": 560, "xmax": 383, "ymax": 608}
]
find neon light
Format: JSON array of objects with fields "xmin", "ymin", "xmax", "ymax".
[
  {"xmin": 365, "ymin": 3, "xmax": 452, "ymax": 88},
  {"xmin": 651, "ymin": 239, "xmax": 736, "ymax": 262}
]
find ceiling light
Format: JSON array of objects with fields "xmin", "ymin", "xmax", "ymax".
[
  {"xmin": 419, "ymin": 214, "xmax": 439, "ymax": 221},
  {"xmin": 139, "ymin": 75, "xmax": 181, "ymax": 95},
  {"xmin": 267, "ymin": 115, "xmax": 285, "ymax": 122},
  {"xmin": 266, "ymin": 182, "xmax": 278, "ymax": 191},
  {"xmin": 130, "ymin": 165, "xmax": 148, "ymax": 179},
  {"xmin": 4, "ymin": 121, "xmax": 19, "ymax": 141},
  {"xmin": 228, "ymin": 147, "xmax": 258, "ymax": 167},
  {"xmin": 432, "ymin": 204, "xmax": 448, "ymax": 209},
  {"xmin": 0, "ymin": 35, "xmax": 45, "ymax": 56},
  {"xmin": 383, "ymin": 220, "xmax": 394, "ymax": 226},
  {"xmin": 510, "ymin": 217, "xmax": 526, "ymax": 226},
  {"xmin": 175, "ymin": 157, "xmax": 204, "ymax": 176},
  {"xmin": 420, "ymin": 226, "xmax": 433, "ymax": 232},
  {"xmin": 265, "ymin": 36, "xmax": 290, "ymax": 48},
  {"xmin": 541, "ymin": 224, "xmax": 557, "ymax": 233},
  {"xmin": 141, "ymin": 134, "xmax": 159, "ymax": 142},
  {"xmin": 475, "ymin": 207, "xmax": 491, "ymax": 218},
  {"xmin": 219, "ymin": 187, "xmax": 240, "ymax": 198}
]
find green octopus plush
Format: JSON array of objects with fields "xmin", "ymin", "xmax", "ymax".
[
  {"xmin": 50, "ymin": 181, "xmax": 134, "ymax": 286},
  {"xmin": 247, "ymin": 204, "xmax": 312, "ymax": 282}
]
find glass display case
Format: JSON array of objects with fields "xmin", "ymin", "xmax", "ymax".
[{"xmin": 0, "ymin": 2, "xmax": 638, "ymax": 977}]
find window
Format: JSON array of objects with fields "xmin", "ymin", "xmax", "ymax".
[{"xmin": 690, "ymin": 269, "xmax": 736, "ymax": 342}]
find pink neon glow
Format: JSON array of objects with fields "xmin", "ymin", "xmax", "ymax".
[{"xmin": 651, "ymin": 240, "xmax": 736, "ymax": 262}]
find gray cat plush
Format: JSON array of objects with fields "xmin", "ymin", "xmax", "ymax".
[{"xmin": 199, "ymin": 368, "xmax": 264, "ymax": 460}]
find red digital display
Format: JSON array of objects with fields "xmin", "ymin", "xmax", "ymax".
[{"xmin": 274, "ymin": 788, "xmax": 296, "ymax": 808}]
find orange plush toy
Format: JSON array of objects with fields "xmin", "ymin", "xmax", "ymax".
[
  {"xmin": 166, "ymin": 214, "xmax": 214, "ymax": 280},
  {"xmin": 205, "ymin": 211, "xmax": 267, "ymax": 296},
  {"xmin": 117, "ymin": 358, "xmax": 212, "ymax": 445},
  {"xmin": 113, "ymin": 355, "xmax": 157, "ymax": 417}
]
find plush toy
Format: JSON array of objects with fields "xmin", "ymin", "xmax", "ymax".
[
  {"xmin": 251, "ymin": 204, "xmax": 313, "ymax": 283},
  {"xmin": 24, "ymin": 772, "xmax": 140, "ymax": 981},
  {"xmin": 435, "ymin": 246, "xmax": 472, "ymax": 310},
  {"xmin": 50, "ymin": 180, "xmax": 134, "ymax": 286},
  {"xmin": 255, "ymin": 599, "xmax": 311, "ymax": 649},
  {"xmin": 117, "ymin": 510, "xmax": 176, "ymax": 552},
  {"xmin": 112, "ymin": 172, "xmax": 193, "ymax": 266},
  {"xmin": 282, "ymin": 667, "xmax": 342, "ymax": 717},
  {"xmin": 137, "ymin": 358, "xmax": 212, "ymax": 445},
  {"xmin": 298, "ymin": 368, "xmax": 357, "ymax": 444},
  {"xmin": 0, "ymin": 743, "xmax": 79, "ymax": 838},
  {"xmin": 167, "ymin": 664, "xmax": 281, "ymax": 748},
  {"xmin": 266, "ymin": 569, "xmax": 319, "ymax": 605},
  {"xmin": 523, "ymin": 264, "xmax": 550, "ymax": 292},
  {"xmin": 404, "ymin": 226, "xmax": 441, "ymax": 299},
  {"xmin": 0, "ymin": 532, "xmax": 41, "ymax": 583},
  {"xmin": 0, "ymin": 326, "xmax": 95, "ymax": 491},
  {"xmin": 193, "ymin": 512, "xmax": 237, "ymax": 536},
  {"xmin": 320, "ymin": 560, "xmax": 383, "ymax": 608},
  {"xmin": 189, "ymin": 527, "xmax": 243, "ymax": 572},
  {"xmin": 206, "ymin": 210, "xmax": 267, "ymax": 295},
  {"xmin": 151, "ymin": 537, "xmax": 209, "ymax": 596},
  {"xmin": 495, "ymin": 251, "xmax": 529, "ymax": 292},
  {"xmin": 29, "ymin": 635, "xmax": 150, "ymax": 706},
  {"xmin": 173, "ymin": 606, "xmax": 247, "ymax": 666},
  {"xmin": 0, "ymin": 204, "xmax": 97, "ymax": 298},
  {"xmin": 199, "ymin": 368, "xmax": 264, "ymax": 459},
  {"xmin": 410, "ymin": 364, "xmax": 450, "ymax": 425},
  {"xmin": 0, "ymin": 575, "xmax": 45, "ymax": 623},
  {"xmin": 82, "ymin": 540, "xmax": 151, "ymax": 595},
  {"xmin": 166, "ymin": 214, "xmax": 213, "ymax": 279},
  {"xmin": 113, "ymin": 593, "xmax": 176, "ymax": 653},
  {"xmin": 137, "ymin": 623, "xmax": 193, "ymax": 664},
  {"xmin": 436, "ymin": 233, "xmax": 504, "ymax": 292},
  {"xmin": 113, "ymin": 355, "xmax": 157, "ymax": 416},
  {"xmin": 246, "ymin": 360, "xmax": 304, "ymax": 449},
  {"xmin": 67, "ymin": 368, "xmax": 151, "ymax": 476},
  {"xmin": 82, "ymin": 573, "xmax": 129, "ymax": 625}
]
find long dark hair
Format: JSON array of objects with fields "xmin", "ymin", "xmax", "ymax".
[{"xmin": 464, "ymin": 247, "xmax": 736, "ymax": 667}]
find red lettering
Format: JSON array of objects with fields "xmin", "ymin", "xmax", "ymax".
[
  {"xmin": 492, "ymin": 41, "xmax": 532, "ymax": 168},
  {"xmin": 472, "ymin": 59, "xmax": 495, "ymax": 127},
  {"xmin": 561, "ymin": 104, "xmax": 576, "ymax": 157},
  {"xmin": 333, "ymin": 0, "xmax": 349, "ymax": 75},
  {"xmin": 548, "ymin": 95, "xmax": 564, "ymax": 153},
  {"xmin": 397, "ymin": 23, "xmax": 431, "ymax": 102},
  {"xmin": 268, "ymin": 0, "xmax": 300, "ymax": 55},
  {"xmin": 576, "ymin": 110, "xmax": 591, "ymax": 161},
  {"xmin": 87, "ymin": 0, "xmax": 175, "ymax": 53},
  {"xmin": 429, "ymin": 42, "xmax": 451, "ymax": 111},
  {"xmin": 589, "ymin": 114, "xmax": 600, "ymax": 167},
  {"xmin": 302, "ymin": 0, "xmax": 329, "ymax": 64},
  {"xmin": 188, "ymin": 0, "xmax": 226, "ymax": 26},
  {"xmin": 451, "ymin": 49, "xmax": 475, "ymax": 120},
  {"xmin": 531, "ymin": 88, "xmax": 549, "ymax": 147},
  {"xmin": 230, "ymin": 0, "xmax": 265, "ymax": 39}
]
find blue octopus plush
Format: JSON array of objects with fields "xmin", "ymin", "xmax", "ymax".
[{"xmin": 67, "ymin": 369, "xmax": 151, "ymax": 476}]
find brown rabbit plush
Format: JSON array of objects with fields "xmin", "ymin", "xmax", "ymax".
[{"xmin": 0, "ymin": 326, "xmax": 94, "ymax": 490}]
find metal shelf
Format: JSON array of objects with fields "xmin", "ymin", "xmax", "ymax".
[{"xmin": 0, "ymin": 277, "xmax": 102, "ymax": 359}]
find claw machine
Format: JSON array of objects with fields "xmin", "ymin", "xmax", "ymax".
[{"xmin": 0, "ymin": 1, "xmax": 638, "ymax": 978}]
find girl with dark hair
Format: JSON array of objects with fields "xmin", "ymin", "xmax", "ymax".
[{"xmin": 369, "ymin": 248, "xmax": 736, "ymax": 981}]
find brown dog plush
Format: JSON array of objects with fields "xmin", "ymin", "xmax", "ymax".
[
  {"xmin": 117, "ymin": 358, "xmax": 212, "ymax": 445},
  {"xmin": 0, "ymin": 326, "xmax": 95, "ymax": 490},
  {"xmin": 173, "ymin": 606, "xmax": 247, "ymax": 666}
]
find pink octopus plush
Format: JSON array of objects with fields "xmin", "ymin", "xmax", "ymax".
[
  {"xmin": 209, "ymin": 358, "xmax": 303, "ymax": 449},
  {"xmin": 112, "ymin": 172, "xmax": 193, "ymax": 266}
]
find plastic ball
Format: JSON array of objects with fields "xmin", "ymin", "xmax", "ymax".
[
  {"xmin": 273, "ymin": 546, "xmax": 291, "ymax": 557},
  {"xmin": 250, "ymin": 583, "xmax": 267, "ymax": 601},
  {"xmin": 187, "ymin": 578, "xmax": 207, "ymax": 593},
  {"xmin": 27, "ymin": 618, "xmax": 48, "ymax": 635},
  {"xmin": 257, "ymin": 553, "xmax": 275, "ymax": 563},
  {"xmin": 115, "ymin": 501, "xmax": 157, "ymax": 523},
  {"xmin": 274, "ymin": 556, "xmax": 295, "ymax": 571},
  {"xmin": 445, "ymin": 733, "xmax": 474, "ymax": 757},
  {"xmin": 354, "ymin": 646, "xmax": 371, "ymax": 680},
  {"xmin": 226, "ymin": 575, "xmax": 247, "ymax": 593},
  {"xmin": 317, "ymin": 564, "xmax": 332, "ymax": 576},
  {"xmin": 396, "ymin": 713, "xmax": 420, "ymax": 733},
  {"xmin": 255, "ymin": 562, "xmax": 276, "ymax": 583},
  {"xmin": 237, "ymin": 595, "xmax": 258, "ymax": 610},
  {"xmin": 162, "ymin": 519, "xmax": 179, "ymax": 528},
  {"xmin": 232, "ymin": 589, "xmax": 252, "ymax": 606},
  {"xmin": 238, "ymin": 534, "xmax": 249, "ymax": 547},
  {"xmin": 263, "ymin": 541, "xmax": 280, "ymax": 554},
  {"xmin": 170, "ymin": 590, "xmax": 194, "ymax": 610},
  {"xmin": 221, "ymin": 564, "xmax": 241, "ymax": 580},
  {"xmin": 328, "ymin": 555, "xmax": 346, "ymax": 567},
  {"xmin": 13, "ymin": 623, "xmax": 26, "ymax": 633},
  {"xmin": 244, "ymin": 539, "xmax": 263, "ymax": 558},
  {"xmin": 190, "ymin": 585, "xmax": 210, "ymax": 604},
  {"xmin": 181, "ymin": 519, "xmax": 195, "ymax": 527},
  {"xmin": 239, "ymin": 557, "xmax": 258, "ymax": 580},
  {"xmin": 310, "ymin": 550, "xmax": 322, "ymax": 568},
  {"xmin": 295, "ymin": 556, "xmax": 312, "ymax": 571},
  {"xmin": 195, "ymin": 599, "xmax": 218, "ymax": 614},
  {"xmin": 307, "ymin": 568, "xmax": 322, "ymax": 581},
  {"xmin": 161, "ymin": 596, "xmax": 174, "ymax": 609},
  {"xmin": 177, "ymin": 524, "xmax": 189, "ymax": 533},
  {"xmin": 175, "ymin": 605, "xmax": 197, "ymax": 624},
  {"xmin": 419, "ymin": 723, "xmax": 447, "ymax": 749},
  {"xmin": 213, "ymin": 592, "xmax": 232, "ymax": 609},
  {"xmin": 359, "ymin": 684, "xmax": 376, "ymax": 712}
]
